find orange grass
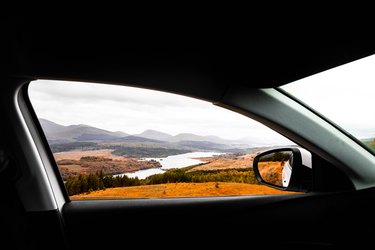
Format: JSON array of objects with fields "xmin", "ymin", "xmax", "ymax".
[
  {"xmin": 189, "ymin": 153, "xmax": 255, "ymax": 172},
  {"xmin": 258, "ymin": 161, "xmax": 283, "ymax": 186},
  {"xmin": 70, "ymin": 182, "xmax": 298, "ymax": 200}
]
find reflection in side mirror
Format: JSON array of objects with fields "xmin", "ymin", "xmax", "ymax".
[
  {"xmin": 257, "ymin": 151, "xmax": 292, "ymax": 187},
  {"xmin": 253, "ymin": 147, "xmax": 312, "ymax": 192}
]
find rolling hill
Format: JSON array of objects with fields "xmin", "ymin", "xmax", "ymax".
[
  {"xmin": 39, "ymin": 118, "xmax": 129, "ymax": 144},
  {"xmin": 39, "ymin": 119, "xmax": 252, "ymax": 153},
  {"xmin": 39, "ymin": 119, "xmax": 234, "ymax": 144},
  {"xmin": 134, "ymin": 129, "xmax": 172, "ymax": 141}
]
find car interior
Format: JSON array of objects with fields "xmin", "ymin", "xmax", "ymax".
[{"xmin": 2, "ymin": 16, "xmax": 375, "ymax": 249}]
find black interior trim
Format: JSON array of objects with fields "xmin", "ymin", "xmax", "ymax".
[
  {"xmin": 62, "ymin": 188, "xmax": 375, "ymax": 248},
  {"xmin": 4, "ymin": 16, "xmax": 375, "ymax": 249},
  {"xmin": 5, "ymin": 15, "xmax": 375, "ymax": 90}
]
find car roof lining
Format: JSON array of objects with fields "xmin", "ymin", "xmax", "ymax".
[
  {"xmin": 7, "ymin": 46, "xmax": 375, "ymax": 104},
  {"xmin": 4, "ymin": 16, "xmax": 375, "ymax": 101}
]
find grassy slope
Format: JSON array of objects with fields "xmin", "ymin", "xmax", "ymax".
[
  {"xmin": 71, "ymin": 182, "xmax": 298, "ymax": 200},
  {"xmin": 189, "ymin": 153, "xmax": 255, "ymax": 172}
]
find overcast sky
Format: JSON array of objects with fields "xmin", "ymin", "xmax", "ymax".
[
  {"xmin": 28, "ymin": 54, "xmax": 375, "ymax": 147},
  {"xmin": 282, "ymin": 54, "xmax": 375, "ymax": 139},
  {"xmin": 28, "ymin": 80, "xmax": 291, "ymax": 145}
]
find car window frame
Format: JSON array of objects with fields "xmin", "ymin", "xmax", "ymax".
[
  {"xmin": 20, "ymin": 78, "xmax": 374, "ymax": 208},
  {"xmin": 23, "ymin": 80, "xmax": 305, "ymax": 202}
]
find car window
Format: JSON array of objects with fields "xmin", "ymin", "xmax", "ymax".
[
  {"xmin": 28, "ymin": 80, "xmax": 299, "ymax": 200},
  {"xmin": 281, "ymin": 54, "xmax": 375, "ymax": 154}
]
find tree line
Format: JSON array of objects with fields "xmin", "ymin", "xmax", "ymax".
[
  {"xmin": 143, "ymin": 168, "xmax": 258, "ymax": 185},
  {"xmin": 65, "ymin": 171, "xmax": 142, "ymax": 195},
  {"xmin": 259, "ymin": 152, "xmax": 291, "ymax": 162},
  {"xmin": 65, "ymin": 167, "xmax": 258, "ymax": 196},
  {"xmin": 111, "ymin": 146, "xmax": 190, "ymax": 158}
]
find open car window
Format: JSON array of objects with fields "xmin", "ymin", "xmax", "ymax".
[
  {"xmin": 27, "ymin": 80, "xmax": 299, "ymax": 200},
  {"xmin": 281, "ymin": 54, "xmax": 375, "ymax": 154}
]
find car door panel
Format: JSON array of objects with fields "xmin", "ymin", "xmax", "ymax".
[{"xmin": 62, "ymin": 188, "xmax": 375, "ymax": 249}]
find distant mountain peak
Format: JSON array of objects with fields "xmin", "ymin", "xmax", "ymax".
[
  {"xmin": 168, "ymin": 133, "xmax": 227, "ymax": 143},
  {"xmin": 135, "ymin": 129, "xmax": 172, "ymax": 141},
  {"xmin": 37, "ymin": 119, "xmax": 253, "ymax": 149}
]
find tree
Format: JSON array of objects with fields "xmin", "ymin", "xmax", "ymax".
[
  {"xmin": 103, "ymin": 176, "xmax": 114, "ymax": 188},
  {"xmin": 96, "ymin": 171, "xmax": 105, "ymax": 190},
  {"xmin": 66, "ymin": 177, "xmax": 81, "ymax": 195},
  {"xmin": 78, "ymin": 174, "xmax": 88, "ymax": 193},
  {"xmin": 87, "ymin": 174, "xmax": 99, "ymax": 191}
]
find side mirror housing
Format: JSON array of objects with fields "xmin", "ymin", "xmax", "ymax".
[{"xmin": 253, "ymin": 147, "xmax": 312, "ymax": 192}]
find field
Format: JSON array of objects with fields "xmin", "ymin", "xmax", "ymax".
[
  {"xmin": 54, "ymin": 149, "xmax": 127, "ymax": 161},
  {"xmin": 56, "ymin": 149, "xmax": 297, "ymax": 198},
  {"xmin": 54, "ymin": 149, "xmax": 161, "ymax": 180},
  {"xmin": 70, "ymin": 182, "xmax": 297, "ymax": 200},
  {"xmin": 54, "ymin": 149, "xmax": 257, "ymax": 180},
  {"xmin": 258, "ymin": 161, "xmax": 283, "ymax": 186}
]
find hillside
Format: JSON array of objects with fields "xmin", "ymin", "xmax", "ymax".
[
  {"xmin": 135, "ymin": 129, "xmax": 172, "ymax": 141},
  {"xmin": 168, "ymin": 133, "xmax": 219, "ymax": 143},
  {"xmin": 188, "ymin": 153, "xmax": 255, "ymax": 172},
  {"xmin": 110, "ymin": 135, "xmax": 164, "ymax": 143},
  {"xmin": 39, "ymin": 118, "xmax": 129, "ymax": 144},
  {"xmin": 39, "ymin": 119, "xmax": 227, "ymax": 144},
  {"xmin": 54, "ymin": 149, "xmax": 162, "ymax": 180}
]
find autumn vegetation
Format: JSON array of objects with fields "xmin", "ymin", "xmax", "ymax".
[
  {"xmin": 55, "ymin": 150, "xmax": 161, "ymax": 180},
  {"xmin": 56, "ymin": 149, "xmax": 297, "ymax": 199},
  {"xmin": 71, "ymin": 182, "xmax": 295, "ymax": 199},
  {"xmin": 65, "ymin": 166, "xmax": 258, "ymax": 196}
]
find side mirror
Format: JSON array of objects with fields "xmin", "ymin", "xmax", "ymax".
[{"xmin": 253, "ymin": 147, "xmax": 312, "ymax": 192}]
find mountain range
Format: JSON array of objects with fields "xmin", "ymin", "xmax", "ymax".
[{"xmin": 39, "ymin": 118, "xmax": 248, "ymax": 148}]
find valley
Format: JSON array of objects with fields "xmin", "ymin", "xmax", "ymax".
[
  {"xmin": 54, "ymin": 149, "xmax": 162, "ymax": 180},
  {"xmin": 41, "ymin": 118, "xmax": 296, "ymax": 198}
]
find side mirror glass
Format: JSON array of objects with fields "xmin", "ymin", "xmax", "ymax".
[
  {"xmin": 257, "ymin": 150, "xmax": 293, "ymax": 187},
  {"xmin": 253, "ymin": 147, "xmax": 312, "ymax": 192}
]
